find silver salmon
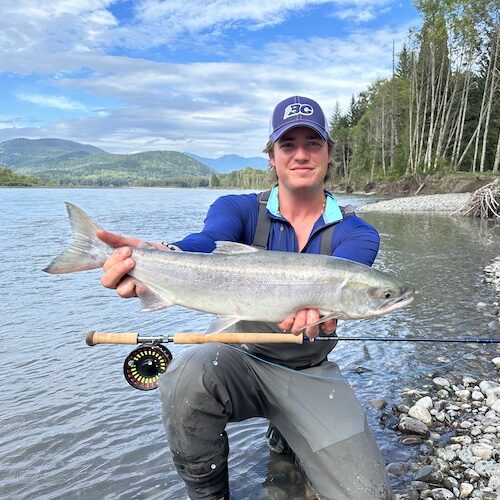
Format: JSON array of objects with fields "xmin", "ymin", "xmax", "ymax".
[{"xmin": 44, "ymin": 203, "xmax": 414, "ymax": 331}]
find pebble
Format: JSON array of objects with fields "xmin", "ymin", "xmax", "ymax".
[
  {"xmin": 391, "ymin": 258, "xmax": 500, "ymax": 498},
  {"xmin": 408, "ymin": 404, "xmax": 433, "ymax": 426},
  {"xmin": 459, "ymin": 482, "xmax": 474, "ymax": 498},
  {"xmin": 433, "ymin": 377, "xmax": 451, "ymax": 388},
  {"xmin": 398, "ymin": 417, "xmax": 430, "ymax": 437}
]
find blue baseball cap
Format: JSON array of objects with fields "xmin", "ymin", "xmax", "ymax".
[{"xmin": 269, "ymin": 96, "xmax": 329, "ymax": 142}]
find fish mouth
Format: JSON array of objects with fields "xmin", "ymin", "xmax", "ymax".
[{"xmin": 380, "ymin": 288, "xmax": 415, "ymax": 314}]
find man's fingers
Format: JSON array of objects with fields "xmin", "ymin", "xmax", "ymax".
[
  {"xmin": 101, "ymin": 257, "xmax": 135, "ymax": 289},
  {"xmin": 102, "ymin": 247, "xmax": 131, "ymax": 272},
  {"xmin": 278, "ymin": 314, "xmax": 295, "ymax": 331},
  {"xmin": 290, "ymin": 310, "xmax": 308, "ymax": 333},
  {"xmin": 96, "ymin": 229, "xmax": 143, "ymax": 249},
  {"xmin": 304, "ymin": 309, "xmax": 320, "ymax": 339},
  {"xmin": 116, "ymin": 277, "xmax": 137, "ymax": 298},
  {"xmin": 322, "ymin": 318, "xmax": 338, "ymax": 335}
]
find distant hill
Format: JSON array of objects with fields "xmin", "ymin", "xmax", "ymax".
[
  {"xmin": 0, "ymin": 138, "xmax": 216, "ymax": 187},
  {"xmin": 0, "ymin": 138, "xmax": 105, "ymax": 167},
  {"xmin": 186, "ymin": 153, "xmax": 268, "ymax": 173}
]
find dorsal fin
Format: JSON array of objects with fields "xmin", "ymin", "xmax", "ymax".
[{"xmin": 213, "ymin": 241, "xmax": 260, "ymax": 255}]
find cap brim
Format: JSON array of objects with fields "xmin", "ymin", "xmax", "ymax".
[{"xmin": 270, "ymin": 121, "xmax": 329, "ymax": 142}]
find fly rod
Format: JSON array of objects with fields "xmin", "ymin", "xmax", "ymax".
[
  {"xmin": 86, "ymin": 331, "xmax": 500, "ymax": 346},
  {"xmin": 85, "ymin": 331, "xmax": 500, "ymax": 392}
]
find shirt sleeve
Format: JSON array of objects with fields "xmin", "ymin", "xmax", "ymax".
[
  {"xmin": 332, "ymin": 215, "xmax": 380, "ymax": 266},
  {"xmin": 171, "ymin": 195, "xmax": 252, "ymax": 253}
]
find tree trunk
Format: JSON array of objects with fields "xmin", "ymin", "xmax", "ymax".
[{"xmin": 480, "ymin": 25, "xmax": 499, "ymax": 173}]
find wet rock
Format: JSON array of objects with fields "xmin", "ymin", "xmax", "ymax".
[
  {"xmin": 408, "ymin": 404, "xmax": 433, "ymax": 426},
  {"xmin": 387, "ymin": 462, "xmax": 408, "ymax": 475},
  {"xmin": 463, "ymin": 468, "xmax": 480, "ymax": 482},
  {"xmin": 414, "ymin": 465, "xmax": 443, "ymax": 484},
  {"xmin": 463, "ymin": 376, "xmax": 478, "ymax": 386},
  {"xmin": 415, "ymin": 396, "xmax": 434, "ymax": 410},
  {"xmin": 379, "ymin": 411, "xmax": 399, "ymax": 429},
  {"xmin": 429, "ymin": 487, "xmax": 454, "ymax": 500},
  {"xmin": 433, "ymin": 377, "xmax": 450, "ymax": 389},
  {"xmin": 442, "ymin": 476, "xmax": 458, "ymax": 491},
  {"xmin": 398, "ymin": 416, "xmax": 430, "ymax": 437},
  {"xmin": 435, "ymin": 448, "xmax": 456, "ymax": 462},
  {"xmin": 370, "ymin": 398, "xmax": 387, "ymax": 409},
  {"xmin": 397, "ymin": 435, "xmax": 423, "ymax": 445},
  {"xmin": 436, "ymin": 389, "xmax": 450, "ymax": 399}
]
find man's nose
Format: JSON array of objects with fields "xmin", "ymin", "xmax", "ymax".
[{"xmin": 294, "ymin": 145, "xmax": 309, "ymax": 160}]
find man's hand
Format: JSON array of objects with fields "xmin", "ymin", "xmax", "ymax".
[
  {"xmin": 278, "ymin": 310, "xmax": 337, "ymax": 340},
  {"xmin": 97, "ymin": 229, "xmax": 145, "ymax": 298}
]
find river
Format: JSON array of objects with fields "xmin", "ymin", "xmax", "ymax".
[{"xmin": 1, "ymin": 187, "xmax": 499, "ymax": 499}]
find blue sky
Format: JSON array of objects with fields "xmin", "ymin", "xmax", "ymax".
[{"xmin": 0, "ymin": 0, "xmax": 420, "ymax": 157}]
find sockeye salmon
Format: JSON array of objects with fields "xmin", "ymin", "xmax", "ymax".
[{"xmin": 44, "ymin": 203, "xmax": 415, "ymax": 331}]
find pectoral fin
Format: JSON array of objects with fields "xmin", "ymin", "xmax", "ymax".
[
  {"xmin": 135, "ymin": 281, "xmax": 176, "ymax": 312},
  {"xmin": 301, "ymin": 312, "xmax": 342, "ymax": 331}
]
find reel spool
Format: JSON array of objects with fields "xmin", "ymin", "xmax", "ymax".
[{"xmin": 123, "ymin": 344, "xmax": 172, "ymax": 390}]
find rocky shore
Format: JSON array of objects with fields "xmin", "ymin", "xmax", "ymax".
[
  {"xmin": 358, "ymin": 193, "xmax": 472, "ymax": 214},
  {"xmin": 388, "ymin": 258, "xmax": 500, "ymax": 499}
]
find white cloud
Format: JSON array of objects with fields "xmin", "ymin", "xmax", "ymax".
[
  {"xmin": 0, "ymin": 0, "xmax": 416, "ymax": 156},
  {"xmin": 16, "ymin": 93, "xmax": 89, "ymax": 111}
]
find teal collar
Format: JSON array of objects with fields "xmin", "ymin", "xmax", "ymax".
[{"xmin": 266, "ymin": 185, "xmax": 343, "ymax": 224}]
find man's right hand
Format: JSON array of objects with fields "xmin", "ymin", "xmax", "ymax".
[{"xmin": 97, "ymin": 229, "xmax": 144, "ymax": 298}]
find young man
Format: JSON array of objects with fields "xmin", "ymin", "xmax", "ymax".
[{"xmin": 98, "ymin": 96, "xmax": 392, "ymax": 499}]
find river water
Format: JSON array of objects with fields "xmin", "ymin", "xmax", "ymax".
[{"xmin": 1, "ymin": 187, "xmax": 499, "ymax": 499}]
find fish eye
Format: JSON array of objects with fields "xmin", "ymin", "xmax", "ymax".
[{"xmin": 384, "ymin": 290, "xmax": 392, "ymax": 299}]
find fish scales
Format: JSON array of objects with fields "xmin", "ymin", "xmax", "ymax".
[{"xmin": 44, "ymin": 202, "xmax": 415, "ymax": 329}]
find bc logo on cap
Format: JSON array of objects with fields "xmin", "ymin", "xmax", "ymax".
[{"xmin": 283, "ymin": 103, "xmax": 314, "ymax": 120}]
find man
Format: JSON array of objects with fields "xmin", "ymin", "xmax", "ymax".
[{"xmin": 98, "ymin": 96, "xmax": 392, "ymax": 499}]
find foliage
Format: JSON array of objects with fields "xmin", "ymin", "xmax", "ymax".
[
  {"xmin": 0, "ymin": 167, "xmax": 44, "ymax": 186},
  {"xmin": 211, "ymin": 168, "xmax": 270, "ymax": 189},
  {"xmin": 329, "ymin": 0, "xmax": 500, "ymax": 182}
]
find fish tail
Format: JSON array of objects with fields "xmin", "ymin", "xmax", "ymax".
[{"xmin": 43, "ymin": 202, "xmax": 112, "ymax": 274}]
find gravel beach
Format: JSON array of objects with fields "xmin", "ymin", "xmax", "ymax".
[
  {"xmin": 358, "ymin": 193, "xmax": 472, "ymax": 213},
  {"xmin": 356, "ymin": 191, "xmax": 500, "ymax": 498}
]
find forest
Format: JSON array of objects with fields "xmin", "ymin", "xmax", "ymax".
[{"xmin": 329, "ymin": 0, "xmax": 499, "ymax": 185}]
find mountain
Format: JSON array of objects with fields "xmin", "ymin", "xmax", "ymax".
[
  {"xmin": 1, "ymin": 138, "xmax": 216, "ymax": 187},
  {"xmin": 0, "ymin": 138, "xmax": 105, "ymax": 167},
  {"xmin": 186, "ymin": 153, "xmax": 268, "ymax": 173}
]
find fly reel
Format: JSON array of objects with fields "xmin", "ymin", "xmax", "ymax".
[{"xmin": 123, "ymin": 344, "xmax": 172, "ymax": 391}]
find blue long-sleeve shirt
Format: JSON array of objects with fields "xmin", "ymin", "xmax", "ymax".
[
  {"xmin": 173, "ymin": 186, "xmax": 380, "ymax": 266},
  {"xmin": 172, "ymin": 186, "xmax": 380, "ymax": 368}
]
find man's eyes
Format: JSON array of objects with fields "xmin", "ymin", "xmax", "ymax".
[{"xmin": 280, "ymin": 141, "xmax": 322, "ymax": 149}]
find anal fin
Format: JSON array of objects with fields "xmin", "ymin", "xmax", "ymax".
[{"xmin": 206, "ymin": 316, "xmax": 241, "ymax": 333}]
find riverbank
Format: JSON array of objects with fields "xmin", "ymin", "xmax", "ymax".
[
  {"xmin": 358, "ymin": 193, "xmax": 472, "ymax": 213},
  {"xmin": 333, "ymin": 173, "xmax": 497, "ymax": 198},
  {"xmin": 388, "ymin": 258, "xmax": 500, "ymax": 499}
]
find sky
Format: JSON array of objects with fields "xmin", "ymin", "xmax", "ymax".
[{"xmin": 0, "ymin": 0, "xmax": 420, "ymax": 158}]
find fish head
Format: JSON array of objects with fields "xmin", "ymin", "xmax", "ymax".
[{"xmin": 338, "ymin": 271, "xmax": 415, "ymax": 319}]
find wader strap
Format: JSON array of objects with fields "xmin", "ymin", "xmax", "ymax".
[
  {"xmin": 319, "ymin": 224, "xmax": 335, "ymax": 256},
  {"xmin": 252, "ymin": 191, "xmax": 354, "ymax": 255},
  {"xmin": 252, "ymin": 189, "xmax": 272, "ymax": 249}
]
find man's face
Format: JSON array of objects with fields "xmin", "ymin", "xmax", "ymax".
[{"xmin": 269, "ymin": 126, "xmax": 329, "ymax": 192}]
